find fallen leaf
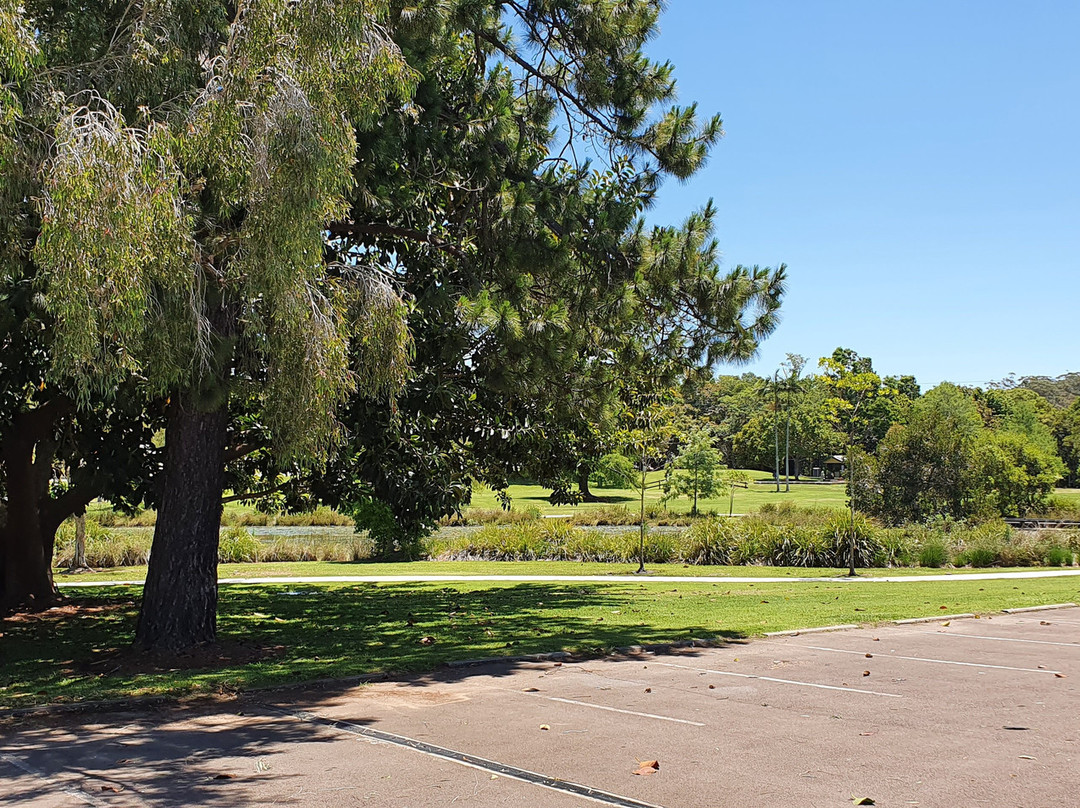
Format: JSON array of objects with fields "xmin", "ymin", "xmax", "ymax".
[
  {"xmin": 213, "ymin": 774, "xmax": 235, "ymax": 780},
  {"xmin": 1040, "ymin": 621, "xmax": 1051, "ymax": 626},
  {"xmin": 940, "ymin": 606, "xmax": 947, "ymax": 610},
  {"xmin": 644, "ymin": 687, "xmax": 652, "ymax": 693},
  {"xmin": 851, "ymin": 798, "xmax": 875, "ymax": 806},
  {"xmin": 858, "ymin": 732, "xmax": 875, "ymax": 737},
  {"xmin": 539, "ymin": 724, "xmax": 550, "ymax": 731},
  {"xmin": 872, "ymin": 637, "xmax": 879, "ymax": 642},
  {"xmin": 632, "ymin": 760, "xmax": 660, "ymax": 776},
  {"xmin": 100, "ymin": 785, "xmax": 123, "ymax": 793},
  {"xmin": 1055, "ymin": 673, "xmax": 1067, "ymax": 678},
  {"xmin": 1019, "ymin": 755, "xmax": 1036, "ymax": 760},
  {"xmin": 523, "ymin": 687, "xmax": 540, "ymax": 692},
  {"xmin": 708, "ymin": 684, "xmax": 716, "ymax": 689},
  {"xmin": 942, "ymin": 621, "xmax": 950, "ymax": 627},
  {"xmin": 865, "ymin": 653, "xmax": 873, "ymax": 658},
  {"xmin": 862, "ymin": 671, "xmax": 870, "ymax": 676}
]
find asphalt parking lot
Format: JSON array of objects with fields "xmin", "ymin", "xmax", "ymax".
[{"xmin": 3, "ymin": 606, "xmax": 1077, "ymax": 807}]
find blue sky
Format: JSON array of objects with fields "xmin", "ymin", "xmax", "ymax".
[{"xmin": 643, "ymin": 1, "xmax": 1079, "ymax": 388}]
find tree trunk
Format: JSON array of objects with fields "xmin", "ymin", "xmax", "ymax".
[
  {"xmin": 0, "ymin": 419, "xmax": 59, "ymax": 613},
  {"xmin": 135, "ymin": 398, "xmax": 228, "ymax": 652},
  {"xmin": 72, "ymin": 514, "xmax": 87, "ymax": 569},
  {"xmin": 577, "ymin": 468, "xmax": 600, "ymax": 502}
]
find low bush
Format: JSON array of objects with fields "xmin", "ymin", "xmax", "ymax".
[
  {"xmin": 54, "ymin": 522, "xmax": 151, "ymax": 567},
  {"xmin": 218, "ymin": 526, "xmax": 261, "ymax": 563}
]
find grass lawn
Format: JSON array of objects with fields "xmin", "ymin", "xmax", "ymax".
[
  {"xmin": 467, "ymin": 470, "xmax": 848, "ymax": 516},
  {"xmin": 6, "ymin": 573, "xmax": 1078, "ymax": 709},
  {"xmin": 1053, "ymin": 488, "xmax": 1080, "ymax": 506},
  {"xmin": 53, "ymin": 559, "xmax": 1080, "ymax": 582}
]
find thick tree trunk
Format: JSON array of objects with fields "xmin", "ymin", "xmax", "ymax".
[
  {"xmin": 0, "ymin": 421, "xmax": 59, "ymax": 613},
  {"xmin": 135, "ymin": 399, "xmax": 228, "ymax": 652},
  {"xmin": 577, "ymin": 469, "xmax": 600, "ymax": 502}
]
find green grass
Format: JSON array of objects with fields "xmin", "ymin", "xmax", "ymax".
[
  {"xmin": 6, "ymin": 574, "xmax": 1078, "ymax": 709},
  {"xmin": 467, "ymin": 470, "xmax": 848, "ymax": 516},
  {"xmin": 54, "ymin": 559, "xmax": 1080, "ymax": 582},
  {"xmin": 1053, "ymin": 488, "xmax": 1080, "ymax": 506}
]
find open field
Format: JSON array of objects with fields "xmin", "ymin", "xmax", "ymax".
[
  {"xmin": 466, "ymin": 470, "xmax": 849, "ymax": 516},
  {"xmin": 5, "ymin": 574, "xmax": 1078, "ymax": 709}
]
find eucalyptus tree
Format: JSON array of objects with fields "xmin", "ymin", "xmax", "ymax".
[{"xmin": 2, "ymin": 1, "xmax": 415, "ymax": 646}]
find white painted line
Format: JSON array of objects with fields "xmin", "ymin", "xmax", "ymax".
[
  {"xmin": 895, "ymin": 613, "xmax": 975, "ymax": 624},
  {"xmin": 1003, "ymin": 603, "xmax": 1077, "ymax": 613},
  {"xmin": 280, "ymin": 709, "xmax": 665, "ymax": 808},
  {"xmin": 941, "ymin": 633, "xmax": 1080, "ymax": 649},
  {"xmin": 654, "ymin": 661, "xmax": 902, "ymax": 698},
  {"xmin": 765, "ymin": 624, "xmax": 858, "ymax": 636},
  {"xmin": 1, "ymin": 753, "xmax": 107, "ymax": 807},
  {"xmin": 786, "ymin": 644, "xmax": 1061, "ymax": 675},
  {"xmin": 543, "ymin": 696, "xmax": 706, "ymax": 727},
  {"xmin": 54, "ymin": 570, "xmax": 1080, "ymax": 588}
]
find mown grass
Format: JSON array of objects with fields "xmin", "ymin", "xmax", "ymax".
[
  {"xmin": 465, "ymin": 470, "xmax": 849, "ymax": 517},
  {"xmin": 63, "ymin": 558, "xmax": 1075, "ymax": 583},
  {"xmin": 5, "ymin": 576, "xmax": 1078, "ymax": 710}
]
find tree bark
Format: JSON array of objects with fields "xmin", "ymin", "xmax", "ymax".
[
  {"xmin": 135, "ymin": 398, "xmax": 228, "ymax": 652},
  {"xmin": 577, "ymin": 468, "xmax": 601, "ymax": 502},
  {"xmin": 0, "ymin": 406, "xmax": 69, "ymax": 613}
]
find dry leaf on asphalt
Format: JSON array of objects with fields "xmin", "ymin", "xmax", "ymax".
[
  {"xmin": 99, "ymin": 785, "xmax": 123, "ymax": 793},
  {"xmin": 851, "ymin": 797, "xmax": 875, "ymax": 805},
  {"xmin": 539, "ymin": 724, "xmax": 550, "ymax": 731},
  {"xmin": 1054, "ymin": 673, "xmax": 1066, "ymax": 678},
  {"xmin": 632, "ymin": 760, "xmax": 660, "ymax": 776}
]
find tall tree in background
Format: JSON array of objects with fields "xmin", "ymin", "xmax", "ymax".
[{"xmin": 3, "ymin": 1, "xmax": 414, "ymax": 645}]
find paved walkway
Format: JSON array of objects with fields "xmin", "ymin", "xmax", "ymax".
[{"xmin": 56, "ymin": 569, "xmax": 1080, "ymax": 588}]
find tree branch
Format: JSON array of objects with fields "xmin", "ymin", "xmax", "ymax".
[
  {"xmin": 221, "ymin": 481, "xmax": 292, "ymax": 504},
  {"xmin": 328, "ymin": 222, "xmax": 467, "ymax": 258}
]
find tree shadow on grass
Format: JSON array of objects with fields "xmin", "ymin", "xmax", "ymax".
[
  {"xmin": 2, "ymin": 582, "xmax": 746, "ymax": 710},
  {"xmin": 517, "ymin": 494, "xmax": 638, "ymax": 505}
]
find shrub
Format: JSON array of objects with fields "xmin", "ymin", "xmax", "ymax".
[
  {"xmin": 55, "ymin": 521, "xmax": 151, "ymax": 567},
  {"xmin": 918, "ymin": 539, "xmax": 948, "ymax": 568},
  {"xmin": 218, "ymin": 526, "xmax": 261, "ymax": 563}
]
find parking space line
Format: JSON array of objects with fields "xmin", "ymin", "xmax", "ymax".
[
  {"xmin": 541, "ymin": 696, "xmax": 706, "ymax": 726},
  {"xmin": 653, "ymin": 661, "xmax": 902, "ymax": 698},
  {"xmin": 277, "ymin": 708, "xmax": 668, "ymax": 808},
  {"xmin": 1, "ymin": 752, "xmax": 108, "ymax": 807},
  {"xmin": 784, "ymin": 644, "xmax": 1061, "ymax": 674},
  {"xmin": 937, "ymin": 632, "xmax": 1080, "ymax": 649}
]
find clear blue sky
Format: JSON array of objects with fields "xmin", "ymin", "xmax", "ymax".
[{"xmin": 644, "ymin": 1, "xmax": 1079, "ymax": 388}]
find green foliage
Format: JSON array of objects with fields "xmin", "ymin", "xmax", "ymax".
[
  {"xmin": 591, "ymin": 453, "xmax": 638, "ymax": 489},
  {"xmin": 351, "ymin": 497, "xmax": 422, "ymax": 560},
  {"xmin": 54, "ymin": 521, "xmax": 149, "ymax": 568},
  {"xmin": 918, "ymin": 539, "xmax": 949, "ymax": 568},
  {"xmin": 218, "ymin": 526, "xmax": 260, "ymax": 563},
  {"xmin": 662, "ymin": 429, "xmax": 725, "ymax": 514},
  {"xmin": 871, "ymin": 383, "xmax": 1065, "ymax": 522}
]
